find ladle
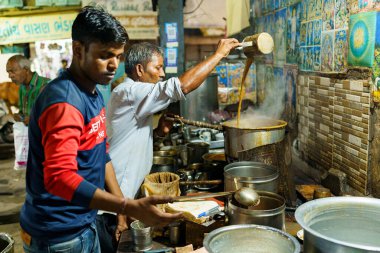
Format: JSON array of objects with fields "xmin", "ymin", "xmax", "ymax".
[{"xmin": 173, "ymin": 187, "xmax": 260, "ymax": 207}]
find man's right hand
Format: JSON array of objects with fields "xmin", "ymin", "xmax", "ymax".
[
  {"xmin": 123, "ymin": 195, "xmax": 182, "ymax": 227},
  {"xmin": 214, "ymin": 38, "xmax": 241, "ymax": 58}
]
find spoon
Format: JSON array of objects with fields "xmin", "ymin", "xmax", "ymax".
[
  {"xmin": 173, "ymin": 187, "xmax": 260, "ymax": 207},
  {"xmin": 234, "ymin": 187, "xmax": 260, "ymax": 207}
]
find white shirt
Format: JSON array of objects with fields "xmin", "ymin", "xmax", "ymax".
[{"xmin": 106, "ymin": 77, "xmax": 185, "ymax": 198}]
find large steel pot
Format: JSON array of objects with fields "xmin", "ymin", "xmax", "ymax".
[
  {"xmin": 203, "ymin": 224, "xmax": 300, "ymax": 253},
  {"xmin": 224, "ymin": 161, "xmax": 279, "ymax": 193},
  {"xmin": 222, "ymin": 117, "xmax": 287, "ymax": 160},
  {"xmin": 295, "ymin": 196, "xmax": 380, "ymax": 253},
  {"xmin": 165, "ymin": 115, "xmax": 287, "ymax": 161},
  {"xmin": 227, "ymin": 191, "xmax": 285, "ymax": 230}
]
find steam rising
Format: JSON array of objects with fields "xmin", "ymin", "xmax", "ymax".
[{"xmin": 242, "ymin": 63, "xmax": 286, "ymax": 122}]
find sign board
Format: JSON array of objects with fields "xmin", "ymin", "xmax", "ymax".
[
  {"xmin": 0, "ymin": 12, "xmax": 76, "ymax": 45},
  {"xmin": 82, "ymin": 0, "xmax": 156, "ymax": 16},
  {"xmin": 83, "ymin": 0, "xmax": 159, "ymax": 39},
  {"xmin": 116, "ymin": 15, "xmax": 159, "ymax": 39}
]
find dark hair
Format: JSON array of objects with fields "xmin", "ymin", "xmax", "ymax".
[
  {"xmin": 72, "ymin": 6, "xmax": 128, "ymax": 50},
  {"xmin": 125, "ymin": 42, "xmax": 163, "ymax": 76}
]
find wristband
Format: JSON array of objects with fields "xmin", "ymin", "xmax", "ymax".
[{"xmin": 120, "ymin": 198, "xmax": 127, "ymax": 214}]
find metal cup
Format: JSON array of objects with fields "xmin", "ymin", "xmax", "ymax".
[
  {"xmin": 169, "ymin": 221, "xmax": 185, "ymax": 246},
  {"xmin": 130, "ymin": 220, "xmax": 153, "ymax": 251},
  {"xmin": 186, "ymin": 142, "xmax": 210, "ymax": 164}
]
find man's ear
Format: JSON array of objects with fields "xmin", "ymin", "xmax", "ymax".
[
  {"xmin": 136, "ymin": 64, "xmax": 144, "ymax": 78},
  {"xmin": 72, "ymin": 41, "xmax": 84, "ymax": 59}
]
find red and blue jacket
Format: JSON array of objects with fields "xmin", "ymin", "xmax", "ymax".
[{"xmin": 19, "ymin": 71, "xmax": 110, "ymax": 243}]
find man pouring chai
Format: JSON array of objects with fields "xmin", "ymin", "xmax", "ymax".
[{"xmin": 107, "ymin": 40, "xmax": 240, "ymax": 201}]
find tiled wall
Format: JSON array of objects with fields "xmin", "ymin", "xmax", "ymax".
[{"xmin": 297, "ymin": 75, "xmax": 371, "ymax": 194}]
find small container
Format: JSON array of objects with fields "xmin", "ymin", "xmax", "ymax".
[
  {"xmin": 242, "ymin": 33, "xmax": 274, "ymax": 58},
  {"xmin": 169, "ymin": 221, "xmax": 185, "ymax": 246},
  {"xmin": 130, "ymin": 220, "xmax": 153, "ymax": 252}
]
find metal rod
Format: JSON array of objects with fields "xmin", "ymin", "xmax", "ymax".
[
  {"xmin": 173, "ymin": 191, "xmax": 234, "ymax": 202},
  {"xmin": 179, "ymin": 180, "xmax": 223, "ymax": 186},
  {"xmin": 165, "ymin": 115, "xmax": 223, "ymax": 130}
]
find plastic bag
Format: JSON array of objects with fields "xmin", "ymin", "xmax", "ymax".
[{"xmin": 13, "ymin": 122, "xmax": 28, "ymax": 170}]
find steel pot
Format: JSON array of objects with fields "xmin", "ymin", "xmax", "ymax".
[
  {"xmin": 295, "ymin": 196, "xmax": 380, "ymax": 253},
  {"xmin": 222, "ymin": 117, "xmax": 287, "ymax": 160},
  {"xmin": 151, "ymin": 156, "xmax": 177, "ymax": 173},
  {"xmin": 202, "ymin": 152, "xmax": 227, "ymax": 168},
  {"xmin": 165, "ymin": 115, "xmax": 287, "ymax": 161},
  {"xmin": 186, "ymin": 142, "xmax": 209, "ymax": 164},
  {"xmin": 224, "ymin": 161, "xmax": 279, "ymax": 193},
  {"xmin": 226, "ymin": 191, "xmax": 285, "ymax": 230},
  {"xmin": 203, "ymin": 224, "xmax": 300, "ymax": 253},
  {"xmin": 154, "ymin": 150, "xmax": 177, "ymax": 157},
  {"xmin": 161, "ymin": 145, "xmax": 188, "ymax": 167}
]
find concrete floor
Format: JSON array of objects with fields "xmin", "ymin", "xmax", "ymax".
[
  {"xmin": 0, "ymin": 156, "xmax": 25, "ymax": 253},
  {"xmin": 0, "ymin": 148, "xmax": 317, "ymax": 252}
]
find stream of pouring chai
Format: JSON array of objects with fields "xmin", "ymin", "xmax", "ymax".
[{"xmin": 237, "ymin": 57, "xmax": 253, "ymax": 127}]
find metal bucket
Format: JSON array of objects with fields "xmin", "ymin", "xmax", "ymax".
[
  {"xmin": 295, "ymin": 197, "xmax": 380, "ymax": 253},
  {"xmin": 222, "ymin": 117, "xmax": 287, "ymax": 160},
  {"xmin": 224, "ymin": 161, "xmax": 279, "ymax": 193},
  {"xmin": 0, "ymin": 233, "xmax": 14, "ymax": 253},
  {"xmin": 203, "ymin": 224, "xmax": 300, "ymax": 253},
  {"xmin": 226, "ymin": 191, "xmax": 285, "ymax": 230}
]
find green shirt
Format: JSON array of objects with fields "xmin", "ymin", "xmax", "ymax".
[{"xmin": 18, "ymin": 72, "xmax": 50, "ymax": 117}]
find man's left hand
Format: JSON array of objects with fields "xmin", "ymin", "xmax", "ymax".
[
  {"xmin": 115, "ymin": 214, "xmax": 128, "ymax": 242},
  {"xmin": 155, "ymin": 113, "xmax": 173, "ymax": 137}
]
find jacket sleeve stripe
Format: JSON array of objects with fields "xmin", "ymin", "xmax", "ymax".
[{"xmin": 39, "ymin": 103, "xmax": 85, "ymax": 202}]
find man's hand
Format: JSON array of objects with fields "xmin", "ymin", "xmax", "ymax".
[
  {"xmin": 215, "ymin": 38, "xmax": 241, "ymax": 58},
  {"xmin": 23, "ymin": 116, "xmax": 30, "ymax": 126},
  {"xmin": 124, "ymin": 195, "xmax": 182, "ymax": 227},
  {"xmin": 13, "ymin": 113, "xmax": 22, "ymax": 122},
  {"xmin": 114, "ymin": 214, "xmax": 128, "ymax": 242},
  {"xmin": 155, "ymin": 113, "xmax": 173, "ymax": 138}
]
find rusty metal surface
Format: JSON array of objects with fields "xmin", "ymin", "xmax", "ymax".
[{"xmin": 237, "ymin": 135, "xmax": 297, "ymax": 207}]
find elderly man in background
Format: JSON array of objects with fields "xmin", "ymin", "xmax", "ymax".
[
  {"xmin": 6, "ymin": 55, "xmax": 50, "ymax": 125},
  {"xmin": 107, "ymin": 39, "xmax": 240, "ymax": 200}
]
